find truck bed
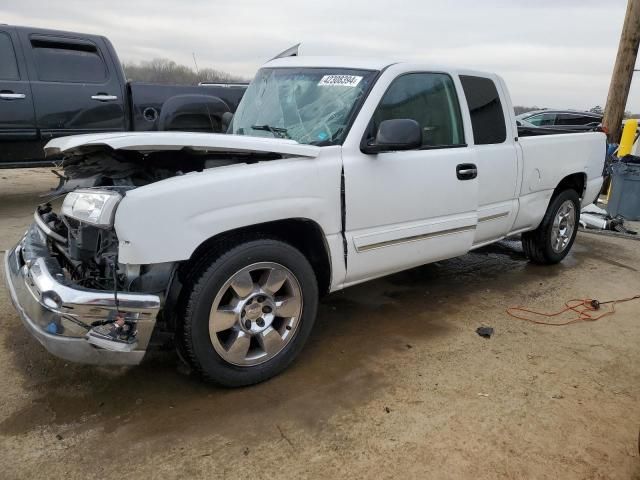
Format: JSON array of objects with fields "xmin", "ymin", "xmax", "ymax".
[
  {"xmin": 510, "ymin": 131, "xmax": 606, "ymax": 233},
  {"xmin": 128, "ymin": 83, "xmax": 247, "ymax": 132}
]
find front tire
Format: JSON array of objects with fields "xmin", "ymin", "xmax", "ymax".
[
  {"xmin": 522, "ymin": 189, "xmax": 580, "ymax": 265},
  {"xmin": 181, "ymin": 239, "xmax": 319, "ymax": 387}
]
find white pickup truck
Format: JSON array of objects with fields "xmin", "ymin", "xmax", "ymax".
[{"xmin": 5, "ymin": 56, "xmax": 605, "ymax": 386}]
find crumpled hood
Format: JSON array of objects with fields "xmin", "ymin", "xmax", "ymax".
[{"xmin": 44, "ymin": 132, "xmax": 321, "ymax": 158}]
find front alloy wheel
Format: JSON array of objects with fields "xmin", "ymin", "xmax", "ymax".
[
  {"xmin": 209, "ymin": 262, "xmax": 303, "ymax": 366},
  {"xmin": 181, "ymin": 239, "xmax": 319, "ymax": 387}
]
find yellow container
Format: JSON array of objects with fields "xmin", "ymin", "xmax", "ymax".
[{"xmin": 619, "ymin": 119, "xmax": 638, "ymax": 157}]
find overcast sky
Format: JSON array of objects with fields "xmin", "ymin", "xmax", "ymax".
[{"xmin": 2, "ymin": 0, "xmax": 638, "ymax": 110}]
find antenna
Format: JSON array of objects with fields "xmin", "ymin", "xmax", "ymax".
[{"xmin": 192, "ymin": 52, "xmax": 217, "ymax": 134}]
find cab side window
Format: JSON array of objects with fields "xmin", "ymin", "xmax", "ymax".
[
  {"xmin": 460, "ymin": 75, "xmax": 507, "ymax": 144},
  {"xmin": 30, "ymin": 37, "xmax": 107, "ymax": 83},
  {"xmin": 370, "ymin": 73, "xmax": 464, "ymax": 148},
  {"xmin": 0, "ymin": 33, "xmax": 20, "ymax": 80}
]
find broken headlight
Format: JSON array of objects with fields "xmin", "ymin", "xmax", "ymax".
[{"xmin": 61, "ymin": 189, "xmax": 122, "ymax": 228}]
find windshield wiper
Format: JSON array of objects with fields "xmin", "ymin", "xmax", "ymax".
[{"xmin": 251, "ymin": 124, "xmax": 290, "ymax": 139}]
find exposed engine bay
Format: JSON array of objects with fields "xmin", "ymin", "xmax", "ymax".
[
  {"xmin": 48, "ymin": 148, "xmax": 282, "ymax": 197},
  {"xmin": 37, "ymin": 199, "xmax": 127, "ymax": 292},
  {"xmin": 38, "ymin": 147, "xmax": 287, "ymax": 300}
]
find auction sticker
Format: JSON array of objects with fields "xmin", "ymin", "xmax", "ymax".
[{"xmin": 318, "ymin": 75, "xmax": 363, "ymax": 87}]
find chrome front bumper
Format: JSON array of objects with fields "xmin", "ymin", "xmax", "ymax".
[{"xmin": 3, "ymin": 224, "xmax": 161, "ymax": 365}]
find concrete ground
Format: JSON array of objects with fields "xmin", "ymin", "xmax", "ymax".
[{"xmin": 1, "ymin": 168, "xmax": 640, "ymax": 480}]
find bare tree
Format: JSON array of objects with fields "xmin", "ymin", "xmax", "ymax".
[{"xmin": 122, "ymin": 58, "xmax": 246, "ymax": 85}]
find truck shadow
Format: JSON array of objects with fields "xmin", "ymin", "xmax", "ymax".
[{"xmin": 0, "ymin": 237, "xmax": 580, "ymax": 446}]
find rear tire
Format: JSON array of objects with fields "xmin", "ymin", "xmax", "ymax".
[
  {"xmin": 181, "ymin": 239, "xmax": 318, "ymax": 387},
  {"xmin": 522, "ymin": 189, "xmax": 580, "ymax": 265}
]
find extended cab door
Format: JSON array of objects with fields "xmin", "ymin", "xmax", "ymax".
[
  {"xmin": 342, "ymin": 70, "xmax": 479, "ymax": 285},
  {"xmin": 0, "ymin": 27, "xmax": 39, "ymax": 166},
  {"xmin": 458, "ymin": 75, "xmax": 519, "ymax": 246},
  {"xmin": 18, "ymin": 30, "xmax": 126, "ymax": 140}
]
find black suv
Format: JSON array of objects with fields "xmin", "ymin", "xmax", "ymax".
[{"xmin": 516, "ymin": 110, "xmax": 602, "ymax": 131}]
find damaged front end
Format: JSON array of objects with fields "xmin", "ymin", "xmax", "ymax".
[
  {"xmin": 4, "ymin": 189, "xmax": 172, "ymax": 365},
  {"xmin": 44, "ymin": 134, "xmax": 297, "ymax": 197},
  {"xmin": 42, "ymin": 131, "xmax": 320, "ymax": 196},
  {"xmin": 5, "ymin": 132, "xmax": 321, "ymax": 365}
]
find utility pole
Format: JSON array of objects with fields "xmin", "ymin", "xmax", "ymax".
[{"xmin": 603, "ymin": 0, "xmax": 640, "ymax": 143}]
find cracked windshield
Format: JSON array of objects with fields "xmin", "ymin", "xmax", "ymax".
[{"xmin": 231, "ymin": 68, "xmax": 377, "ymax": 145}]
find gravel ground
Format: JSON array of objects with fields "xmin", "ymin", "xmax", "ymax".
[{"xmin": 1, "ymin": 168, "xmax": 639, "ymax": 479}]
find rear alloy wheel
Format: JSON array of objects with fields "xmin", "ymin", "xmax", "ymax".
[
  {"xmin": 181, "ymin": 240, "xmax": 318, "ymax": 387},
  {"xmin": 522, "ymin": 189, "xmax": 580, "ymax": 264},
  {"xmin": 550, "ymin": 200, "xmax": 576, "ymax": 254}
]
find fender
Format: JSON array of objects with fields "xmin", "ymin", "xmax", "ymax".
[{"xmin": 113, "ymin": 148, "xmax": 344, "ymax": 266}]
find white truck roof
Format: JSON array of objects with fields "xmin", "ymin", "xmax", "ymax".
[
  {"xmin": 265, "ymin": 56, "xmax": 394, "ymax": 70},
  {"xmin": 263, "ymin": 56, "xmax": 496, "ymax": 79}
]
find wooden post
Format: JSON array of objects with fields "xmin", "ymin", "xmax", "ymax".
[{"xmin": 603, "ymin": 0, "xmax": 640, "ymax": 143}]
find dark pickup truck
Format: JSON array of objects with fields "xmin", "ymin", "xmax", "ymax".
[{"xmin": 0, "ymin": 25, "xmax": 247, "ymax": 168}]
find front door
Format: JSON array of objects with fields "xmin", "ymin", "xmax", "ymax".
[
  {"xmin": 342, "ymin": 72, "xmax": 479, "ymax": 285},
  {"xmin": 18, "ymin": 31, "xmax": 126, "ymax": 141},
  {"xmin": 0, "ymin": 27, "xmax": 39, "ymax": 166}
]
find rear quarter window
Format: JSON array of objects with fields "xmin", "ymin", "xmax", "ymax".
[
  {"xmin": 30, "ymin": 37, "xmax": 107, "ymax": 83},
  {"xmin": 556, "ymin": 114, "xmax": 581, "ymax": 126},
  {"xmin": 460, "ymin": 75, "xmax": 506, "ymax": 145},
  {"xmin": 556, "ymin": 114, "xmax": 601, "ymax": 126}
]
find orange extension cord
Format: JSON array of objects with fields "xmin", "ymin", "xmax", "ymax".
[{"xmin": 506, "ymin": 294, "xmax": 640, "ymax": 326}]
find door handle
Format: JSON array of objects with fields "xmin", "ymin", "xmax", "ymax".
[
  {"xmin": 91, "ymin": 94, "xmax": 118, "ymax": 102},
  {"xmin": 0, "ymin": 92, "xmax": 26, "ymax": 100},
  {"xmin": 456, "ymin": 163, "xmax": 477, "ymax": 180}
]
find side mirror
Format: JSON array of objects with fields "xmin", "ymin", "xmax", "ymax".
[{"xmin": 362, "ymin": 118, "xmax": 422, "ymax": 154}]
